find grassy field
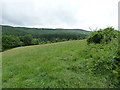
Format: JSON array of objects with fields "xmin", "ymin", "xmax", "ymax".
[{"xmin": 2, "ymin": 40, "xmax": 112, "ymax": 88}]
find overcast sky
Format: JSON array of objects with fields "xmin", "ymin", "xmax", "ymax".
[{"xmin": 0, "ymin": 0, "xmax": 119, "ymax": 30}]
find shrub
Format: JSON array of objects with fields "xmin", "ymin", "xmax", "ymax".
[
  {"xmin": 87, "ymin": 27, "xmax": 118, "ymax": 44},
  {"xmin": 19, "ymin": 34, "xmax": 33, "ymax": 46},
  {"xmin": 31, "ymin": 38, "xmax": 39, "ymax": 45},
  {"xmin": 85, "ymin": 27, "xmax": 120, "ymax": 87},
  {"xmin": 87, "ymin": 31, "xmax": 103, "ymax": 44},
  {"xmin": 2, "ymin": 35, "xmax": 23, "ymax": 50}
]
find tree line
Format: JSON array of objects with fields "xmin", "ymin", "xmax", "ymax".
[
  {"xmin": 2, "ymin": 33, "xmax": 88, "ymax": 51},
  {"xmin": 2, "ymin": 34, "xmax": 39, "ymax": 51}
]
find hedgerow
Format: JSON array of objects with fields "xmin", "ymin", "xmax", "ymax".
[{"xmin": 85, "ymin": 27, "xmax": 120, "ymax": 87}]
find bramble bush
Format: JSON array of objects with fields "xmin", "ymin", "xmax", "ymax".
[
  {"xmin": 85, "ymin": 27, "xmax": 120, "ymax": 87},
  {"xmin": 87, "ymin": 27, "xmax": 118, "ymax": 44}
]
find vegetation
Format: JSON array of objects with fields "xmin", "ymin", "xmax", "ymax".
[
  {"xmin": 2, "ymin": 27, "xmax": 120, "ymax": 88},
  {"xmin": 2, "ymin": 35, "xmax": 23, "ymax": 50},
  {"xmin": 2, "ymin": 34, "xmax": 39, "ymax": 51},
  {"xmin": 2, "ymin": 40, "xmax": 112, "ymax": 88},
  {"xmin": 2, "ymin": 25, "xmax": 90, "ymax": 41},
  {"xmin": 86, "ymin": 27, "xmax": 120, "ymax": 87},
  {"xmin": 2, "ymin": 25, "xmax": 90, "ymax": 51},
  {"xmin": 87, "ymin": 27, "xmax": 118, "ymax": 44}
]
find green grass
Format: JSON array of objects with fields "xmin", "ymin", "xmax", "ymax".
[{"xmin": 2, "ymin": 40, "xmax": 112, "ymax": 88}]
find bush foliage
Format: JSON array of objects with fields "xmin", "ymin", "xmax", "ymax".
[
  {"xmin": 87, "ymin": 27, "xmax": 118, "ymax": 44},
  {"xmin": 2, "ymin": 35, "xmax": 23, "ymax": 50},
  {"xmin": 86, "ymin": 27, "xmax": 120, "ymax": 87},
  {"xmin": 2, "ymin": 34, "xmax": 39, "ymax": 51}
]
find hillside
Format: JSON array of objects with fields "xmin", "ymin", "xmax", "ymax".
[
  {"xmin": 2, "ymin": 25, "xmax": 90, "ymax": 38},
  {"xmin": 2, "ymin": 40, "xmax": 116, "ymax": 88},
  {"xmin": 2, "ymin": 25, "xmax": 90, "ymax": 51},
  {"xmin": 2, "ymin": 27, "xmax": 119, "ymax": 88}
]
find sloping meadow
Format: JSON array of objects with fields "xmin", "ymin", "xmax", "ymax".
[{"xmin": 2, "ymin": 27, "xmax": 120, "ymax": 88}]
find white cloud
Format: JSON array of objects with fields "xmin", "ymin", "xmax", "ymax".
[{"xmin": 1, "ymin": 0, "xmax": 119, "ymax": 30}]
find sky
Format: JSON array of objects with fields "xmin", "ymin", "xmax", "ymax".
[{"xmin": 0, "ymin": 0, "xmax": 119, "ymax": 31}]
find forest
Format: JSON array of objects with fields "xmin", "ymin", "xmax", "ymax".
[{"xmin": 2, "ymin": 25, "xmax": 90, "ymax": 51}]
